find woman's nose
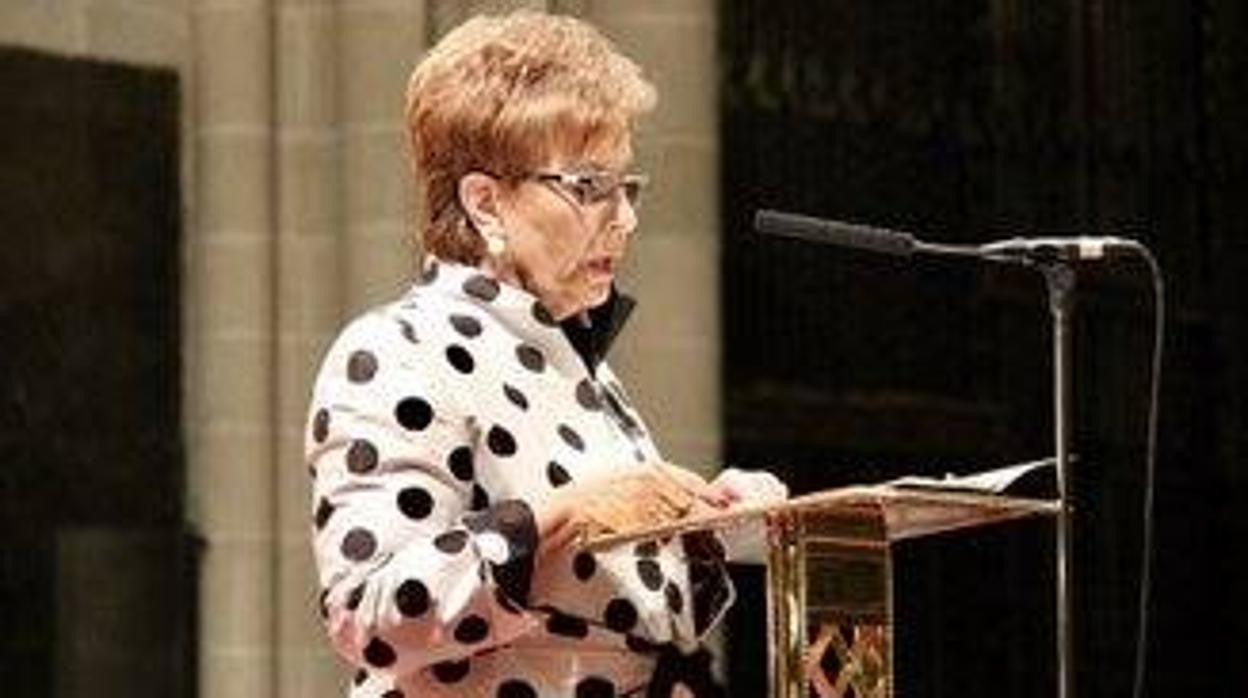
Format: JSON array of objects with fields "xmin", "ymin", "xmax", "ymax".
[{"xmin": 610, "ymin": 187, "xmax": 639, "ymax": 236}]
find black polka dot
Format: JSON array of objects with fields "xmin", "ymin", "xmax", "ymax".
[
  {"xmin": 318, "ymin": 588, "xmax": 330, "ymax": 619},
  {"xmin": 557, "ymin": 424, "xmax": 585, "ymax": 452},
  {"xmin": 546, "ymin": 610, "xmax": 589, "ymax": 638},
  {"xmin": 346, "ymin": 439, "xmax": 379, "ymax": 473},
  {"xmin": 487, "ymin": 425, "xmax": 517, "ymax": 457},
  {"xmin": 347, "ymin": 350, "xmax": 378, "ymax": 383},
  {"xmin": 395, "ymin": 397, "xmax": 433, "ymax": 430},
  {"xmin": 531, "ymin": 301, "xmax": 558, "ymax": 327},
  {"xmin": 341, "ymin": 528, "xmax": 377, "ymax": 562},
  {"xmin": 447, "ymin": 446, "xmax": 474, "ymax": 481},
  {"xmin": 313, "ymin": 498, "xmax": 335, "ymax": 530},
  {"xmin": 503, "ymin": 383, "xmax": 529, "ymax": 410},
  {"xmin": 635, "ymin": 540, "xmax": 659, "ymax": 558},
  {"xmin": 381, "ymin": 690, "xmax": 404, "ymax": 698},
  {"xmin": 346, "ymin": 583, "xmax": 365, "ymax": 610},
  {"xmin": 573, "ymin": 551, "xmax": 597, "ymax": 581},
  {"xmin": 575, "ymin": 676, "xmax": 616, "ymax": 698},
  {"xmin": 449, "ymin": 314, "xmax": 483, "ymax": 338},
  {"xmin": 312, "ymin": 408, "xmax": 330, "ymax": 442},
  {"xmin": 434, "ymin": 529, "xmax": 469, "ymax": 554},
  {"xmin": 664, "ymin": 581, "xmax": 684, "ymax": 614},
  {"xmin": 498, "ymin": 679, "xmax": 538, "ymax": 698},
  {"xmin": 604, "ymin": 598, "xmax": 638, "ymax": 633},
  {"xmin": 394, "ymin": 579, "xmax": 430, "ymax": 618},
  {"xmin": 575, "ymin": 379, "xmax": 601, "ymax": 411},
  {"xmin": 547, "ymin": 461, "xmax": 572, "ymax": 487},
  {"xmin": 463, "ymin": 274, "xmax": 500, "ymax": 301},
  {"xmin": 626, "ymin": 635, "xmax": 658, "ymax": 653},
  {"xmin": 352, "ymin": 668, "xmax": 367, "ymax": 686},
  {"xmin": 470, "ymin": 483, "xmax": 491, "ymax": 511},
  {"xmin": 515, "ymin": 344, "xmax": 546, "ymax": 372},
  {"xmin": 431, "ymin": 658, "xmax": 470, "ymax": 684},
  {"xmin": 397, "ymin": 487, "xmax": 434, "ymax": 520},
  {"xmin": 362, "ymin": 636, "xmax": 396, "ymax": 668},
  {"xmin": 636, "ymin": 559, "xmax": 663, "ymax": 591},
  {"xmin": 445, "ymin": 344, "xmax": 475, "ymax": 373},
  {"xmin": 398, "ymin": 319, "xmax": 418, "ymax": 344},
  {"xmin": 633, "ymin": 449, "xmax": 647, "ymax": 462},
  {"xmin": 453, "ymin": 614, "xmax": 490, "ymax": 644}
]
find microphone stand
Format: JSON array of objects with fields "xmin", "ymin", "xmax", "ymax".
[
  {"xmin": 925, "ymin": 248, "xmax": 1079, "ymax": 698},
  {"xmin": 918, "ymin": 243, "xmax": 1079, "ymax": 698},
  {"xmin": 754, "ymin": 210, "xmax": 1088, "ymax": 698},
  {"xmin": 1039, "ymin": 258, "xmax": 1077, "ymax": 698}
]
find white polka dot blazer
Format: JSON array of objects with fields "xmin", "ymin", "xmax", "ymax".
[{"xmin": 306, "ymin": 260, "xmax": 733, "ymax": 697}]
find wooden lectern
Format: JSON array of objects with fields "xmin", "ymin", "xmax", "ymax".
[{"xmin": 585, "ymin": 483, "xmax": 1058, "ymax": 698}]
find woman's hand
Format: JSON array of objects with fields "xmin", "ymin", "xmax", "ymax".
[
  {"xmin": 533, "ymin": 461, "xmax": 730, "ymax": 556},
  {"xmin": 710, "ymin": 468, "xmax": 788, "ymax": 508},
  {"xmin": 708, "ymin": 468, "xmax": 789, "ymax": 563}
]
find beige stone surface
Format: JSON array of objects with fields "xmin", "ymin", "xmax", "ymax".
[
  {"xmin": 276, "ymin": 235, "xmax": 344, "ymax": 335},
  {"xmin": 277, "ymin": 136, "xmax": 341, "ymax": 237},
  {"xmin": 200, "ymin": 647, "xmax": 278, "ymax": 698},
  {"xmin": 277, "ymin": 646, "xmax": 348, "ymax": 698},
  {"xmin": 86, "ymin": 1, "xmax": 190, "ymax": 69},
  {"xmin": 345, "ymin": 223, "xmax": 418, "ymax": 308},
  {"xmin": 0, "ymin": 0, "xmax": 87, "ymax": 54},
  {"xmin": 199, "ymin": 536, "xmax": 278, "ymax": 648},
  {"xmin": 338, "ymin": 3, "xmax": 426, "ymax": 126},
  {"xmin": 634, "ymin": 137, "xmax": 718, "ymax": 240},
  {"xmin": 193, "ymin": 236, "xmax": 273, "ymax": 334},
  {"xmin": 276, "ymin": 4, "xmax": 338, "ymax": 130},
  {"xmin": 596, "ymin": 13, "xmax": 718, "ymax": 140},
  {"xmin": 191, "ymin": 424, "xmax": 274, "ymax": 534},
  {"xmin": 195, "ymin": 131, "xmax": 273, "ymax": 234},
  {"xmin": 430, "ymin": 0, "xmax": 549, "ymax": 35},
  {"xmin": 193, "ymin": 6, "xmax": 272, "ymax": 128},
  {"xmin": 341, "ymin": 128, "xmax": 409, "ymax": 225}
]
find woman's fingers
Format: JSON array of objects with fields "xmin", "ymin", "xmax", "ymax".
[
  {"xmin": 651, "ymin": 461, "xmax": 733, "ymax": 508},
  {"xmin": 712, "ymin": 468, "xmax": 789, "ymax": 506}
]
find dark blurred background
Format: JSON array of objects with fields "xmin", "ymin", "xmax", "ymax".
[{"xmin": 720, "ymin": 1, "xmax": 1245, "ymax": 696}]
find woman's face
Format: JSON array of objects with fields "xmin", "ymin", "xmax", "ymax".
[{"xmin": 495, "ymin": 138, "xmax": 641, "ymax": 320}]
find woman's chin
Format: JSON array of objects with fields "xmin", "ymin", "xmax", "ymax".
[{"xmin": 584, "ymin": 279, "xmax": 613, "ymax": 308}]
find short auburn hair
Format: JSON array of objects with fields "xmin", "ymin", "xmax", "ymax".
[{"xmin": 404, "ymin": 11, "xmax": 657, "ymax": 266}]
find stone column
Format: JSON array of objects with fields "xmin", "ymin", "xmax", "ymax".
[
  {"xmin": 187, "ymin": 2, "xmax": 277, "ymax": 697},
  {"xmin": 339, "ymin": 1, "xmax": 427, "ymax": 309},
  {"xmin": 272, "ymin": 2, "xmax": 345, "ymax": 697},
  {"xmin": 582, "ymin": 0, "xmax": 723, "ymax": 474}
]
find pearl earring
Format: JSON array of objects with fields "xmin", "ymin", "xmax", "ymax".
[{"xmin": 485, "ymin": 232, "xmax": 507, "ymax": 257}]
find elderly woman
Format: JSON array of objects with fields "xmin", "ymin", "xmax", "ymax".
[{"xmin": 305, "ymin": 11, "xmax": 783, "ymax": 698}]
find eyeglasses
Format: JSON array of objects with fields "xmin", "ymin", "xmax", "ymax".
[{"xmin": 528, "ymin": 169, "xmax": 649, "ymax": 208}]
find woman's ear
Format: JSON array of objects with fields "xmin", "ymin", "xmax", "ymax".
[{"xmin": 457, "ymin": 172, "xmax": 505, "ymax": 232}]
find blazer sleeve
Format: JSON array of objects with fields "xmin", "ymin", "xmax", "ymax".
[{"xmin": 305, "ymin": 310, "xmax": 541, "ymax": 679}]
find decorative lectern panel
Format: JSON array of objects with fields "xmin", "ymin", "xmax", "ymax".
[{"xmin": 583, "ymin": 484, "xmax": 1058, "ymax": 698}]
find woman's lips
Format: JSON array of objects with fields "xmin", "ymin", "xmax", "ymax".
[{"xmin": 585, "ymin": 256, "xmax": 617, "ymax": 277}]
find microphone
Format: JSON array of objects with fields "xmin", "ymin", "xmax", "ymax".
[
  {"xmin": 753, "ymin": 209, "xmax": 917, "ymax": 257},
  {"xmin": 755, "ymin": 208, "xmax": 1140, "ymax": 264},
  {"xmin": 978, "ymin": 236, "xmax": 1134, "ymax": 262}
]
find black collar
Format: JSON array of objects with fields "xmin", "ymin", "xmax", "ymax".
[{"xmin": 559, "ymin": 288, "xmax": 636, "ymax": 374}]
